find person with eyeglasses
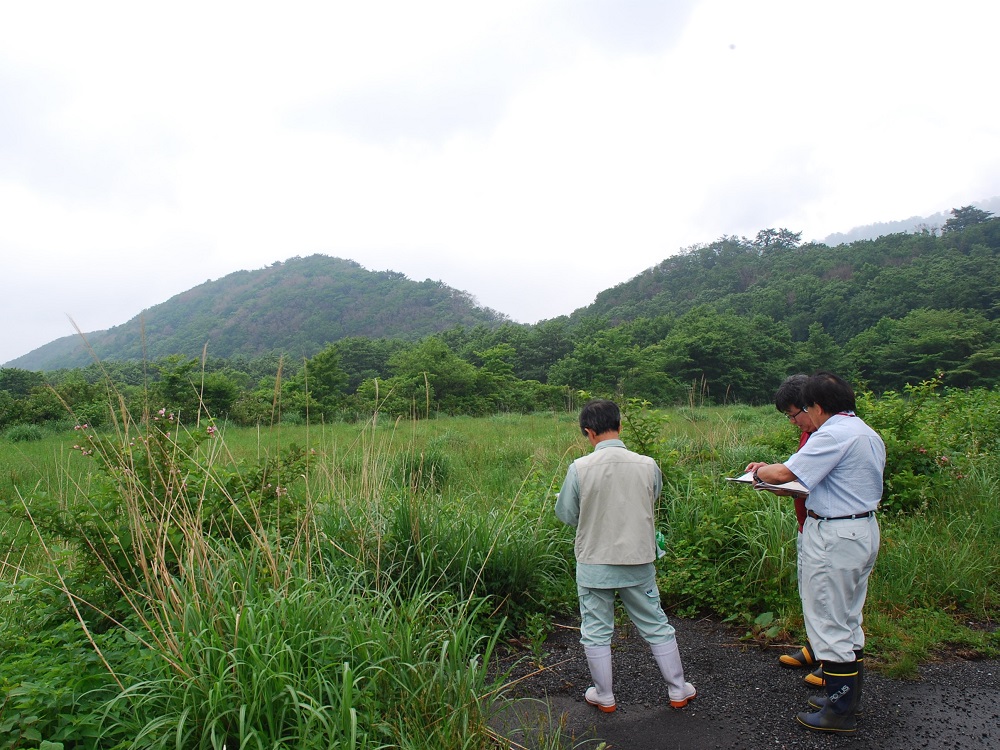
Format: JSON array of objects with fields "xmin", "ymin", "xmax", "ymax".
[
  {"xmin": 746, "ymin": 372, "xmax": 885, "ymax": 734},
  {"xmin": 770, "ymin": 374, "xmax": 825, "ymax": 688}
]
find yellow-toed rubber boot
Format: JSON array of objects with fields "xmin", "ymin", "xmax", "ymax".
[
  {"xmin": 779, "ymin": 643, "xmax": 817, "ymax": 669},
  {"xmin": 803, "ymin": 665, "xmax": 825, "ymax": 687}
]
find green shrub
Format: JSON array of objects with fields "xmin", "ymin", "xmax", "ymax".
[
  {"xmin": 0, "ymin": 613, "xmax": 133, "ymax": 750},
  {"xmin": 280, "ymin": 410, "xmax": 306, "ymax": 425},
  {"xmin": 4, "ymin": 424, "xmax": 43, "ymax": 443},
  {"xmin": 860, "ymin": 378, "xmax": 1000, "ymax": 514},
  {"xmin": 657, "ymin": 477, "xmax": 798, "ymax": 619}
]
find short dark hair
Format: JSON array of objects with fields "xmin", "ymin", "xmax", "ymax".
[
  {"xmin": 775, "ymin": 374, "xmax": 808, "ymax": 413},
  {"xmin": 802, "ymin": 371, "xmax": 856, "ymax": 414},
  {"xmin": 579, "ymin": 399, "xmax": 621, "ymax": 436}
]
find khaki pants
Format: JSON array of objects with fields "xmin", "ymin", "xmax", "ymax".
[
  {"xmin": 799, "ymin": 514, "xmax": 880, "ymax": 663},
  {"xmin": 577, "ymin": 574, "xmax": 676, "ymax": 647}
]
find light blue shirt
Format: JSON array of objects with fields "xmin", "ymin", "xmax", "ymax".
[
  {"xmin": 785, "ymin": 414, "xmax": 886, "ymax": 518},
  {"xmin": 556, "ymin": 439, "xmax": 662, "ymax": 588}
]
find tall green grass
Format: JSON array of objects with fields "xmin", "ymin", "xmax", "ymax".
[
  {"xmin": 1, "ymin": 390, "xmax": 998, "ymax": 747},
  {"xmin": 103, "ymin": 555, "xmax": 503, "ymax": 749},
  {"xmin": 873, "ymin": 464, "xmax": 1000, "ymax": 614},
  {"xmin": 2, "ymin": 407, "xmax": 578, "ymax": 748}
]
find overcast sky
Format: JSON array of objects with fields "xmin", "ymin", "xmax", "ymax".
[{"xmin": 3, "ymin": 0, "xmax": 999, "ymax": 365}]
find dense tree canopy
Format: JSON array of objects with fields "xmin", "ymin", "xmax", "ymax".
[{"xmin": 847, "ymin": 309, "xmax": 1000, "ymax": 391}]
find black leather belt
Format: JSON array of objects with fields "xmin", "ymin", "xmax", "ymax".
[{"xmin": 807, "ymin": 509, "xmax": 874, "ymax": 521}]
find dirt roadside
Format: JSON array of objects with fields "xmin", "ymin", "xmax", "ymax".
[{"xmin": 491, "ymin": 615, "xmax": 999, "ymax": 749}]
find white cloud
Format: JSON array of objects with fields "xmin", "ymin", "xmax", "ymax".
[{"xmin": 3, "ymin": 0, "xmax": 1000, "ymax": 364}]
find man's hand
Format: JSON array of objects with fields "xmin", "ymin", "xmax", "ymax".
[{"xmin": 747, "ymin": 462, "xmax": 798, "ymax": 486}]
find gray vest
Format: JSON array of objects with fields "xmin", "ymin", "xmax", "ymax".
[{"xmin": 574, "ymin": 446, "xmax": 659, "ymax": 565}]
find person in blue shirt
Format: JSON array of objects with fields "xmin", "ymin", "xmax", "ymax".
[
  {"xmin": 556, "ymin": 399, "xmax": 696, "ymax": 712},
  {"xmin": 747, "ymin": 372, "xmax": 885, "ymax": 733}
]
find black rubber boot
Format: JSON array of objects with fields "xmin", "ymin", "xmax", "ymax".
[
  {"xmin": 779, "ymin": 643, "xmax": 817, "ymax": 669},
  {"xmin": 796, "ymin": 661, "xmax": 858, "ymax": 733},
  {"xmin": 809, "ymin": 648, "xmax": 864, "ymax": 714}
]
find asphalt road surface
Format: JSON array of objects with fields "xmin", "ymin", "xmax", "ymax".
[{"xmin": 493, "ymin": 615, "xmax": 998, "ymax": 749}]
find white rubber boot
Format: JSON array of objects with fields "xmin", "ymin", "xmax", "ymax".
[
  {"xmin": 583, "ymin": 644, "xmax": 616, "ymax": 712},
  {"xmin": 650, "ymin": 639, "xmax": 697, "ymax": 708}
]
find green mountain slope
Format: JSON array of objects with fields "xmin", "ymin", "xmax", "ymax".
[
  {"xmin": 570, "ymin": 218, "xmax": 1000, "ymax": 343},
  {"xmin": 10, "ymin": 255, "xmax": 508, "ymax": 370}
]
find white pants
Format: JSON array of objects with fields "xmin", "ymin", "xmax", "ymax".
[
  {"xmin": 799, "ymin": 515, "xmax": 880, "ymax": 663},
  {"xmin": 796, "ymin": 531, "xmax": 804, "ymax": 599}
]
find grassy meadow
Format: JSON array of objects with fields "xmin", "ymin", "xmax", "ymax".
[{"xmin": 1, "ymin": 390, "xmax": 998, "ymax": 748}]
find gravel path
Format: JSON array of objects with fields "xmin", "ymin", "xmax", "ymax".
[{"xmin": 493, "ymin": 615, "xmax": 998, "ymax": 749}]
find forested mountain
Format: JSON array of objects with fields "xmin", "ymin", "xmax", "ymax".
[
  {"xmin": 573, "ymin": 215, "xmax": 1000, "ymax": 344},
  {"xmin": 9, "ymin": 255, "xmax": 508, "ymax": 370}
]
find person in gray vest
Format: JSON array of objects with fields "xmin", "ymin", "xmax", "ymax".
[
  {"xmin": 747, "ymin": 372, "xmax": 884, "ymax": 733},
  {"xmin": 555, "ymin": 398, "xmax": 696, "ymax": 712}
]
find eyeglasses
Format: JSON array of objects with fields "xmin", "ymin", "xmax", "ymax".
[{"xmin": 786, "ymin": 408, "xmax": 805, "ymax": 421}]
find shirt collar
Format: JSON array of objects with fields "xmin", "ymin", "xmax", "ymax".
[
  {"xmin": 594, "ymin": 438, "xmax": 626, "ymax": 450},
  {"xmin": 820, "ymin": 412, "xmax": 856, "ymax": 429}
]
